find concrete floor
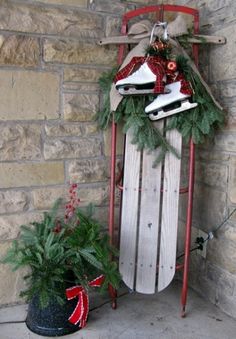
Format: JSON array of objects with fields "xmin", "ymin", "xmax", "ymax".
[{"xmin": 0, "ymin": 281, "xmax": 236, "ymax": 339}]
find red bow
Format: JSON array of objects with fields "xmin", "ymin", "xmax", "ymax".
[{"xmin": 66, "ymin": 275, "xmax": 105, "ymax": 328}]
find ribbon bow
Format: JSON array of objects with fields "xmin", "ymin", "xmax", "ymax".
[{"xmin": 66, "ymin": 275, "xmax": 105, "ymax": 328}]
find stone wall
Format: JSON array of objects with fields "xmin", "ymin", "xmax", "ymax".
[
  {"xmin": 177, "ymin": 0, "xmax": 236, "ymax": 318},
  {"xmin": 0, "ymin": 0, "xmax": 153, "ymax": 306}
]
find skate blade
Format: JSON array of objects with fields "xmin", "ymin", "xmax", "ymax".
[
  {"xmin": 148, "ymin": 100, "xmax": 198, "ymax": 121},
  {"xmin": 117, "ymin": 85, "xmax": 170, "ymax": 96},
  {"xmin": 118, "ymin": 87, "xmax": 154, "ymax": 96}
]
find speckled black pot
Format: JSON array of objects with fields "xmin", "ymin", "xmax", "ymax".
[{"xmin": 26, "ymin": 294, "xmax": 80, "ymax": 337}]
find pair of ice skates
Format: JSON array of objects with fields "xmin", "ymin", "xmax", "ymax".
[{"xmin": 115, "ymin": 62, "xmax": 197, "ymax": 121}]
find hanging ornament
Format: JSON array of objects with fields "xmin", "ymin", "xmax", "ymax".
[{"xmin": 167, "ymin": 60, "xmax": 177, "ymax": 72}]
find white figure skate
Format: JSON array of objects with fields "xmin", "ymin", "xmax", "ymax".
[
  {"xmin": 145, "ymin": 81, "xmax": 198, "ymax": 121},
  {"xmin": 115, "ymin": 21, "xmax": 168, "ymax": 96},
  {"xmin": 115, "ymin": 62, "xmax": 160, "ymax": 96}
]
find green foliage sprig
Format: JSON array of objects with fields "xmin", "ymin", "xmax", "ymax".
[{"xmin": 166, "ymin": 55, "xmax": 224, "ymax": 143}]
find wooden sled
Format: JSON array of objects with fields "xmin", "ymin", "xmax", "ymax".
[
  {"xmin": 119, "ymin": 125, "xmax": 182, "ymax": 294},
  {"xmin": 108, "ymin": 5, "xmax": 198, "ymax": 316}
]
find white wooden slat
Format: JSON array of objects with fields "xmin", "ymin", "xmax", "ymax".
[
  {"xmin": 158, "ymin": 129, "xmax": 182, "ymax": 292},
  {"xmin": 136, "ymin": 149, "xmax": 162, "ymax": 293},
  {"xmin": 136, "ymin": 121, "xmax": 163, "ymax": 294},
  {"xmin": 119, "ymin": 128, "xmax": 141, "ymax": 290}
]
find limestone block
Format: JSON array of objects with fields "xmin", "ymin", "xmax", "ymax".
[
  {"xmin": 228, "ymin": 206, "xmax": 236, "ymax": 224},
  {"xmin": 78, "ymin": 185, "xmax": 109, "ymax": 206},
  {"xmin": 44, "ymin": 138, "xmax": 102, "ymax": 160},
  {"xmin": 90, "ymin": 206, "xmax": 120, "ymax": 229},
  {"xmin": 205, "ymin": 0, "xmax": 233, "ymax": 11},
  {"xmin": 64, "ymin": 93, "xmax": 99, "ymax": 121},
  {"xmin": 32, "ymin": 186, "xmax": 66, "ymax": 210},
  {"xmin": 210, "ymin": 25, "xmax": 236, "ymax": 81},
  {"xmin": 214, "ymin": 132, "xmax": 236, "ymax": 152},
  {"xmin": 228, "ymin": 156, "xmax": 236, "ymax": 203},
  {"xmin": 37, "ymin": 0, "xmax": 87, "ymax": 6},
  {"xmin": 0, "ymin": 35, "xmax": 40, "ymax": 67},
  {"xmin": 206, "ymin": 262, "xmax": 223, "ymax": 282},
  {"xmin": 68, "ymin": 158, "xmax": 109, "ymax": 183},
  {"xmin": 207, "ymin": 235, "xmax": 236, "ymax": 274},
  {"xmin": 195, "ymin": 161, "xmax": 228, "ymax": 189},
  {"xmin": 32, "ymin": 185, "xmax": 109, "ymax": 209},
  {"xmin": 223, "ymin": 101, "xmax": 236, "ymax": 130},
  {"xmin": 197, "ymin": 148, "xmax": 230, "ymax": 162},
  {"xmin": 64, "ymin": 67, "xmax": 103, "ymax": 83},
  {"xmin": 45, "ymin": 122, "xmax": 98, "ymax": 137},
  {"xmin": 218, "ymin": 272, "xmax": 236, "ymax": 297},
  {"xmin": 0, "ymin": 2, "xmax": 103, "ymax": 39},
  {"xmin": 105, "ymin": 16, "xmax": 122, "ymax": 38},
  {"xmin": 0, "ymin": 162, "xmax": 64, "ymax": 188},
  {"xmin": 0, "ymin": 124, "xmax": 41, "ymax": 161},
  {"xmin": 200, "ymin": 1, "xmax": 235, "ymax": 29},
  {"xmin": 218, "ymin": 80, "xmax": 236, "ymax": 98},
  {"xmin": 63, "ymin": 83, "xmax": 99, "ymax": 92},
  {"xmin": 0, "ymin": 212, "xmax": 43, "ymax": 240},
  {"xmin": 0, "ymin": 70, "xmax": 59, "ymax": 121},
  {"xmin": 45, "ymin": 123, "xmax": 83, "ymax": 137},
  {"xmin": 89, "ymin": 0, "xmax": 127, "ymax": 13},
  {"xmin": 0, "ymin": 243, "xmax": 27, "ymax": 305},
  {"xmin": 206, "ymin": 261, "xmax": 235, "ymax": 298},
  {"xmin": 0, "ymin": 191, "xmax": 28, "ymax": 215},
  {"xmin": 43, "ymin": 39, "xmax": 117, "ymax": 66},
  {"xmin": 83, "ymin": 123, "xmax": 99, "ymax": 136},
  {"xmin": 224, "ymin": 224, "xmax": 236, "ymax": 242},
  {"xmin": 192, "ymin": 185, "xmax": 227, "ymax": 229}
]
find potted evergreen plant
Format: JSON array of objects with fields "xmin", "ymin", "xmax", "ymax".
[{"xmin": 1, "ymin": 184, "xmax": 120, "ymax": 337}]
